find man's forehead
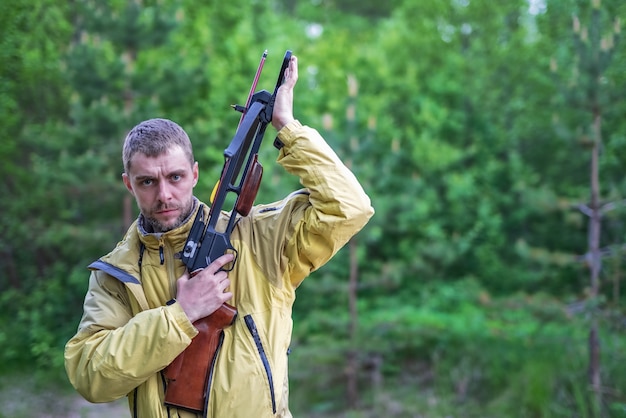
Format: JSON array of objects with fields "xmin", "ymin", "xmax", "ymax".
[{"xmin": 128, "ymin": 146, "xmax": 193, "ymax": 176}]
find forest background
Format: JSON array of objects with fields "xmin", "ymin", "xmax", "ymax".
[{"xmin": 1, "ymin": 0, "xmax": 625, "ymax": 417}]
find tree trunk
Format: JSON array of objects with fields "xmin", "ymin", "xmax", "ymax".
[
  {"xmin": 588, "ymin": 111, "xmax": 602, "ymax": 412},
  {"xmin": 347, "ymin": 238, "xmax": 359, "ymax": 408}
]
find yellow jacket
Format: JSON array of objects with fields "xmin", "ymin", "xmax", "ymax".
[{"xmin": 64, "ymin": 120, "xmax": 374, "ymax": 417}]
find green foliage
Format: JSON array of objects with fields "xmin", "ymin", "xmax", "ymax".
[
  {"xmin": 292, "ymin": 278, "xmax": 626, "ymax": 417},
  {"xmin": 2, "ymin": 0, "xmax": 626, "ymax": 416}
]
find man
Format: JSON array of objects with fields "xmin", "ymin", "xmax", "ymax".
[{"xmin": 65, "ymin": 54, "xmax": 374, "ymax": 417}]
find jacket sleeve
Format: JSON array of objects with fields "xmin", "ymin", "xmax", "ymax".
[
  {"xmin": 64, "ymin": 270, "xmax": 198, "ymax": 403},
  {"xmin": 274, "ymin": 120, "xmax": 374, "ymax": 286}
]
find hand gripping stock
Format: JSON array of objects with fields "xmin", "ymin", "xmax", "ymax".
[{"xmin": 163, "ymin": 50, "xmax": 292, "ymax": 414}]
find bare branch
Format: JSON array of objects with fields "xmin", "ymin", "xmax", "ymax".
[
  {"xmin": 601, "ymin": 198, "xmax": 626, "ymax": 214},
  {"xmin": 574, "ymin": 203, "xmax": 594, "ymax": 217}
]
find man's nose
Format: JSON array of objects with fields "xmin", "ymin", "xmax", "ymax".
[{"xmin": 157, "ymin": 182, "xmax": 173, "ymax": 201}]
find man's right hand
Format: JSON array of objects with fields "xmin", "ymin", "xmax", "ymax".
[{"xmin": 175, "ymin": 253, "xmax": 234, "ymax": 324}]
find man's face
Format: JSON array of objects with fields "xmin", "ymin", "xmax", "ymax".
[{"xmin": 122, "ymin": 146, "xmax": 198, "ymax": 232}]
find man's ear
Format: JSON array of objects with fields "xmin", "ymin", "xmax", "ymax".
[
  {"xmin": 122, "ymin": 173, "xmax": 135, "ymax": 195},
  {"xmin": 192, "ymin": 162, "xmax": 199, "ymax": 187}
]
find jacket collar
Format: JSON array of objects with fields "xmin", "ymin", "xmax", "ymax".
[
  {"xmin": 96, "ymin": 197, "xmax": 204, "ymax": 271},
  {"xmin": 135, "ymin": 197, "xmax": 200, "ymax": 250}
]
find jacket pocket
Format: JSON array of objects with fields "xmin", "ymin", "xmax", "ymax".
[{"xmin": 244, "ymin": 314, "xmax": 276, "ymax": 414}]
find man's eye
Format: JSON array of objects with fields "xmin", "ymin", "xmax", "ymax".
[
  {"xmin": 142, "ymin": 179, "xmax": 153, "ymax": 186},
  {"xmin": 172, "ymin": 174, "xmax": 182, "ymax": 182}
]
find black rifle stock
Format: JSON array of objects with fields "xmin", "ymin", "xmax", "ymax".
[{"xmin": 163, "ymin": 50, "xmax": 292, "ymax": 414}]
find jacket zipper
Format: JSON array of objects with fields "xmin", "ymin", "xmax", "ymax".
[
  {"xmin": 161, "ymin": 372, "xmax": 172, "ymax": 418},
  {"xmin": 244, "ymin": 314, "xmax": 276, "ymax": 414},
  {"xmin": 203, "ymin": 331, "xmax": 226, "ymax": 418},
  {"xmin": 132, "ymin": 387, "xmax": 138, "ymax": 418},
  {"xmin": 157, "ymin": 236, "xmax": 177, "ymax": 298}
]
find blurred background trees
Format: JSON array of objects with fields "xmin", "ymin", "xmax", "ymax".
[{"xmin": 1, "ymin": 0, "xmax": 625, "ymax": 416}]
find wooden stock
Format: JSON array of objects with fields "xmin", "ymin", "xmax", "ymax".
[
  {"xmin": 164, "ymin": 302, "xmax": 237, "ymax": 413},
  {"xmin": 235, "ymin": 156, "xmax": 263, "ymax": 217}
]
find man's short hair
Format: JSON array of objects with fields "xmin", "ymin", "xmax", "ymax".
[{"xmin": 122, "ymin": 118, "xmax": 194, "ymax": 173}]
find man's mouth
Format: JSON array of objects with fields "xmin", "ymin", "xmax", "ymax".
[{"xmin": 156, "ymin": 207, "xmax": 179, "ymax": 215}]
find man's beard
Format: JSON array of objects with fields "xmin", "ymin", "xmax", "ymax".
[{"xmin": 145, "ymin": 199, "xmax": 194, "ymax": 233}]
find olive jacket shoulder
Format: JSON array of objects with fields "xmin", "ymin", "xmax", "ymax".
[{"xmin": 64, "ymin": 120, "xmax": 374, "ymax": 418}]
